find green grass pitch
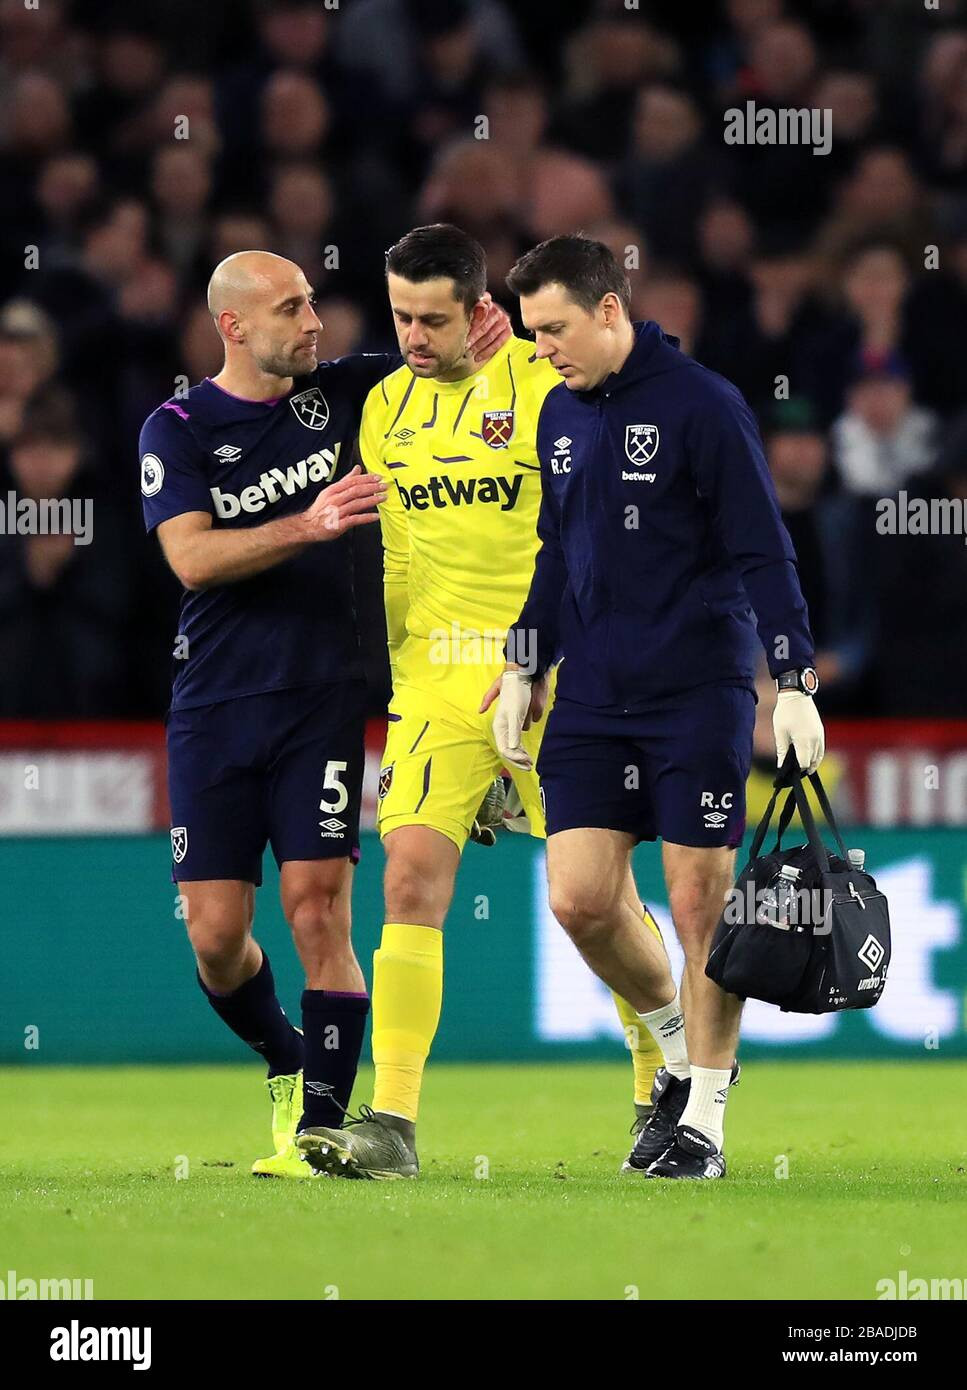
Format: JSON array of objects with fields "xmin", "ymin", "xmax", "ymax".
[{"xmin": 1, "ymin": 1061, "xmax": 964, "ymax": 1301}]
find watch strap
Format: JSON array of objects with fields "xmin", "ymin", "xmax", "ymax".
[{"xmin": 776, "ymin": 667, "xmax": 819, "ymax": 696}]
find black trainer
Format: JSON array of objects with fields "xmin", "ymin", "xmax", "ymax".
[
  {"xmin": 619, "ymin": 1062, "xmax": 741, "ymax": 1176},
  {"xmin": 645, "ymin": 1123, "xmax": 727, "ymax": 1179}
]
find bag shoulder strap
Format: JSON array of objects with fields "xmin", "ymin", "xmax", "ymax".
[
  {"xmin": 747, "ymin": 783, "xmax": 783, "ymax": 864},
  {"xmin": 806, "ymin": 770, "xmax": 851, "ymax": 863},
  {"xmin": 788, "ymin": 773, "xmax": 830, "ymax": 874},
  {"xmin": 772, "ymin": 787, "xmax": 798, "ymax": 852},
  {"xmin": 747, "ymin": 754, "xmax": 802, "ymax": 865}
]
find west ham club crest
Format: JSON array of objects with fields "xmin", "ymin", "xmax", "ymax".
[
  {"xmin": 290, "ymin": 387, "xmax": 330, "ymax": 431},
  {"xmin": 481, "ymin": 409, "xmax": 514, "ymax": 449}
]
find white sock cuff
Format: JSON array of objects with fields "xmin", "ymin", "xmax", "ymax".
[
  {"xmin": 637, "ymin": 994, "xmax": 689, "ymax": 1080},
  {"xmin": 688, "ymin": 1065, "xmax": 732, "ymax": 1091},
  {"xmin": 636, "ymin": 993, "xmax": 682, "ymax": 1028}
]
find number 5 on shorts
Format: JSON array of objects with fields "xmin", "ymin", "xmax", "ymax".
[{"xmin": 320, "ymin": 760, "xmax": 349, "ymax": 815}]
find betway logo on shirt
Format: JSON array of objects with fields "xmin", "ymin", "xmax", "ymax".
[
  {"xmin": 397, "ymin": 474, "xmax": 522, "ymax": 511},
  {"xmin": 210, "ymin": 446, "xmax": 340, "ymax": 518}
]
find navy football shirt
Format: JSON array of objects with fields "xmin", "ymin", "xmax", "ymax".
[{"xmin": 139, "ymin": 354, "xmax": 398, "ymax": 711}]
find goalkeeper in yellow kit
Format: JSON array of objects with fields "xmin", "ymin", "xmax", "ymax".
[{"xmin": 297, "ymin": 225, "xmax": 677, "ymax": 1179}]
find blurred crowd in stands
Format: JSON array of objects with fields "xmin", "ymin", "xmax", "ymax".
[{"xmin": 1, "ymin": 0, "xmax": 966, "ymax": 721}]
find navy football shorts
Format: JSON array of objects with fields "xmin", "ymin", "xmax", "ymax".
[
  {"xmin": 166, "ymin": 681, "xmax": 366, "ymax": 884},
  {"xmin": 537, "ymin": 684, "xmax": 755, "ymax": 849}
]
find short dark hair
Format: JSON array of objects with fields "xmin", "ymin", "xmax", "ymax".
[
  {"xmin": 385, "ymin": 223, "xmax": 487, "ymax": 313},
  {"xmin": 506, "ymin": 235, "xmax": 632, "ymax": 314}
]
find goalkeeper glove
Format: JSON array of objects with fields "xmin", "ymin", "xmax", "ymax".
[{"xmin": 469, "ymin": 776, "xmax": 506, "ymax": 847}]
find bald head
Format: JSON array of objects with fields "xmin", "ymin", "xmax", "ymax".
[
  {"xmin": 205, "ymin": 249, "xmax": 321, "ymax": 382},
  {"xmin": 207, "ymin": 249, "xmax": 301, "ymax": 323}
]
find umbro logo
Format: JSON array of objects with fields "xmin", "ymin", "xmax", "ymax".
[
  {"xmin": 551, "ymin": 435, "xmax": 572, "ymax": 475},
  {"xmin": 319, "ymin": 817, "xmax": 347, "ymax": 836},
  {"xmin": 857, "ymin": 933, "xmax": 884, "ymax": 973},
  {"xmin": 394, "ymin": 428, "xmax": 415, "ymax": 444},
  {"xmin": 704, "ymin": 811, "xmax": 728, "ymax": 827},
  {"xmin": 659, "ymin": 1013, "xmax": 684, "ymax": 1036},
  {"xmin": 213, "ymin": 444, "xmax": 242, "ymax": 461}
]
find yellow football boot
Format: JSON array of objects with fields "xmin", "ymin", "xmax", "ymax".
[{"xmin": 251, "ymin": 1071, "xmax": 317, "ymax": 1179}]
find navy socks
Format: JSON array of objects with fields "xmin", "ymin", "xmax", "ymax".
[
  {"xmin": 198, "ymin": 951, "xmax": 304, "ymax": 1078},
  {"xmin": 299, "ymin": 989, "xmax": 370, "ymax": 1129}
]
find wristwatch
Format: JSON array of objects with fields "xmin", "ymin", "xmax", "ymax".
[{"xmin": 776, "ymin": 667, "xmax": 820, "ymax": 696}]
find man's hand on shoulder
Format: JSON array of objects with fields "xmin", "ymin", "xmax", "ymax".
[{"xmin": 468, "ymin": 292, "xmax": 512, "ymax": 365}]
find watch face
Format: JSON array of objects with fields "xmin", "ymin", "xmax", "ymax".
[{"xmin": 802, "ymin": 667, "xmax": 819, "ymax": 695}]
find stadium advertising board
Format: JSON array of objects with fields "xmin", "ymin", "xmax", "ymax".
[{"xmin": 1, "ymin": 829, "xmax": 964, "ymax": 1064}]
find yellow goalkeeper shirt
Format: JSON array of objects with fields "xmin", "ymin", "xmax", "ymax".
[{"xmin": 358, "ymin": 337, "xmax": 559, "ymax": 682}]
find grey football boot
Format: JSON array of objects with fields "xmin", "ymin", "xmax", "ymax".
[{"xmin": 297, "ymin": 1106, "xmax": 419, "ymax": 1180}]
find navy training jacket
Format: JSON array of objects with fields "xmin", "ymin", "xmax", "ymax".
[{"xmin": 507, "ymin": 321, "xmax": 815, "ymax": 711}]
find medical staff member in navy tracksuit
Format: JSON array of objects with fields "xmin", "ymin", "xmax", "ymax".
[{"xmin": 485, "ymin": 236, "xmax": 825, "ymax": 1179}]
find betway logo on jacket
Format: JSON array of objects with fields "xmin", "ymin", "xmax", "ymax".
[
  {"xmin": 210, "ymin": 446, "xmax": 340, "ymax": 518},
  {"xmin": 397, "ymin": 474, "xmax": 522, "ymax": 511}
]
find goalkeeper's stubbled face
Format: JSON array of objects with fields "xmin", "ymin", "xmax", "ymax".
[{"xmin": 387, "ymin": 272, "xmax": 480, "ymax": 381}]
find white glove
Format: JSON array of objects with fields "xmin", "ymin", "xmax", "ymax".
[
  {"xmin": 492, "ymin": 671, "xmax": 535, "ymax": 770},
  {"xmin": 773, "ymin": 690, "xmax": 825, "ymax": 774}
]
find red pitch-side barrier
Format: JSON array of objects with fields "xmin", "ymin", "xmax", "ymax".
[{"xmin": 0, "ymin": 718, "xmax": 965, "ymax": 832}]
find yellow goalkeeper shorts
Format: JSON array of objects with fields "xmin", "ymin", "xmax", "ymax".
[{"xmin": 376, "ymin": 638, "xmax": 552, "ymax": 850}]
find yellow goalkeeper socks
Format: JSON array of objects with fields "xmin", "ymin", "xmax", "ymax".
[
  {"xmin": 613, "ymin": 906, "xmax": 667, "ymax": 1105},
  {"xmin": 613, "ymin": 990, "xmax": 663, "ymax": 1106},
  {"xmin": 371, "ymin": 923, "xmax": 443, "ymax": 1123}
]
